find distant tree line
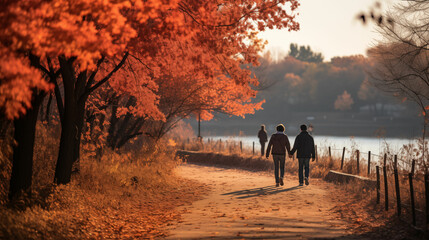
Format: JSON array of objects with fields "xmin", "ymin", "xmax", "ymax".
[{"xmin": 253, "ymin": 43, "xmax": 404, "ymax": 115}]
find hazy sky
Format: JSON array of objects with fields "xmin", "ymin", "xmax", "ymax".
[{"xmin": 260, "ymin": 0, "xmax": 396, "ymax": 61}]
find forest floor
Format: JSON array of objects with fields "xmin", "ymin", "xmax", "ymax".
[{"xmin": 166, "ymin": 163, "xmax": 427, "ymax": 239}]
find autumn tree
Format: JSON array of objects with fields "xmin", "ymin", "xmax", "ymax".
[
  {"xmin": 1, "ymin": 0, "xmax": 300, "ymax": 199},
  {"xmin": 1, "ymin": 0, "xmax": 178, "ymax": 198},
  {"xmin": 278, "ymin": 56, "xmax": 366, "ymax": 111},
  {"xmin": 288, "ymin": 43, "xmax": 324, "ymax": 63},
  {"xmin": 334, "ymin": 90, "xmax": 354, "ymax": 111},
  {"xmin": 367, "ymin": 0, "xmax": 429, "ymax": 169}
]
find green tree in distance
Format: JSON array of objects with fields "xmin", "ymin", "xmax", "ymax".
[{"xmin": 288, "ymin": 43, "xmax": 324, "ymax": 63}]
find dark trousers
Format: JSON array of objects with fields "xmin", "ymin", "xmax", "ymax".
[
  {"xmin": 273, "ymin": 154, "xmax": 285, "ymax": 183},
  {"xmin": 298, "ymin": 158, "xmax": 310, "ymax": 184},
  {"xmin": 260, "ymin": 141, "xmax": 266, "ymax": 156}
]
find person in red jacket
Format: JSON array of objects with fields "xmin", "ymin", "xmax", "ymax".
[{"xmin": 265, "ymin": 124, "xmax": 291, "ymax": 187}]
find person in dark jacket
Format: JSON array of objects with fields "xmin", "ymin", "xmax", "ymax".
[
  {"xmin": 257, "ymin": 125, "xmax": 268, "ymax": 156},
  {"xmin": 290, "ymin": 124, "xmax": 315, "ymax": 186},
  {"xmin": 266, "ymin": 124, "xmax": 291, "ymax": 187}
]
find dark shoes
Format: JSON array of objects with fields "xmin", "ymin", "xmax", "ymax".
[
  {"xmin": 305, "ymin": 177, "xmax": 309, "ymax": 186},
  {"xmin": 276, "ymin": 183, "xmax": 280, "ymax": 187},
  {"xmin": 279, "ymin": 178, "xmax": 284, "ymax": 186}
]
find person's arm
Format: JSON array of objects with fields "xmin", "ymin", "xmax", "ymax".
[
  {"xmin": 266, "ymin": 136, "xmax": 273, "ymax": 158},
  {"xmin": 290, "ymin": 135, "xmax": 299, "ymax": 155},
  {"xmin": 310, "ymin": 136, "xmax": 316, "ymax": 161},
  {"xmin": 285, "ymin": 135, "xmax": 291, "ymax": 156}
]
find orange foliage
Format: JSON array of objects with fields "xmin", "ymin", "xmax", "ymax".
[
  {"xmin": 284, "ymin": 73, "xmax": 302, "ymax": 87},
  {"xmin": 1, "ymin": 0, "xmax": 300, "ymax": 120},
  {"xmin": 331, "ymin": 55, "xmax": 367, "ymax": 68},
  {"xmin": 334, "ymin": 90, "xmax": 354, "ymax": 111},
  {"xmin": 0, "ymin": 50, "xmax": 50, "ymax": 118}
]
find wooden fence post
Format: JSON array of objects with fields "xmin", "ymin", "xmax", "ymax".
[
  {"xmin": 425, "ymin": 173, "xmax": 429, "ymax": 227},
  {"xmin": 328, "ymin": 146, "xmax": 332, "ymax": 160},
  {"xmin": 411, "ymin": 159, "xmax": 415, "ymax": 175},
  {"xmin": 252, "ymin": 142, "xmax": 255, "ymax": 155},
  {"xmin": 341, "ymin": 147, "xmax": 345, "ymax": 170},
  {"xmin": 409, "ymin": 172, "xmax": 416, "ymax": 226},
  {"xmin": 383, "ymin": 164, "xmax": 389, "ymax": 211},
  {"xmin": 376, "ymin": 166, "xmax": 380, "ymax": 204},
  {"xmin": 394, "ymin": 155, "xmax": 401, "ymax": 217},
  {"xmin": 356, "ymin": 150, "xmax": 360, "ymax": 175},
  {"xmin": 384, "ymin": 153, "xmax": 387, "ymax": 167},
  {"xmin": 240, "ymin": 141, "xmax": 242, "ymax": 153},
  {"xmin": 394, "ymin": 154, "xmax": 397, "ymax": 168},
  {"xmin": 219, "ymin": 139, "xmax": 222, "ymax": 152},
  {"xmin": 368, "ymin": 151, "xmax": 371, "ymax": 176}
]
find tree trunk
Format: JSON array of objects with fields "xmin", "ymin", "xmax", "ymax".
[
  {"xmin": 71, "ymin": 94, "xmax": 87, "ymax": 172},
  {"xmin": 54, "ymin": 57, "xmax": 77, "ymax": 184},
  {"xmin": 54, "ymin": 53, "xmax": 127, "ymax": 181},
  {"xmin": 0, "ymin": 118, "xmax": 11, "ymax": 139},
  {"xmin": 116, "ymin": 118, "xmax": 145, "ymax": 149},
  {"xmin": 45, "ymin": 93, "xmax": 53, "ymax": 124},
  {"xmin": 423, "ymin": 115, "xmax": 428, "ymax": 173},
  {"xmin": 8, "ymin": 92, "xmax": 44, "ymax": 200},
  {"xmin": 107, "ymin": 97, "xmax": 120, "ymax": 149}
]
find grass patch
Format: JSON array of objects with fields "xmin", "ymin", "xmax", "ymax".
[{"xmin": 1, "ymin": 146, "xmax": 206, "ymax": 239}]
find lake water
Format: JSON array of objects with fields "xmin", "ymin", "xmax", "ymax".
[{"xmin": 206, "ymin": 135, "xmax": 418, "ymax": 165}]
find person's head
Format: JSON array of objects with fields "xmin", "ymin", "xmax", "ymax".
[
  {"xmin": 300, "ymin": 124, "xmax": 307, "ymax": 131},
  {"xmin": 276, "ymin": 124, "xmax": 285, "ymax": 132},
  {"xmin": 260, "ymin": 124, "xmax": 265, "ymax": 130}
]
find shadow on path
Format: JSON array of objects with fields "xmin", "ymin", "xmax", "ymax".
[{"xmin": 222, "ymin": 185, "xmax": 302, "ymax": 199}]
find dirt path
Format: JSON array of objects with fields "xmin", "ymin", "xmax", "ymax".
[{"xmin": 166, "ymin": 163, "xmax": 351, "ymax": 239}]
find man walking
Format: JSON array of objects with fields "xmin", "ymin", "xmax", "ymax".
[
  {"xmin": 257, "ymin": 125, "xmax": 268, "ymax": 156},
  {"xmin": 266, "ymin": 124, "xmax": 291, "ymax": 187},
  {"xmin": 290, "ymin": 124, "xmax": 315, "ymax": 186}
]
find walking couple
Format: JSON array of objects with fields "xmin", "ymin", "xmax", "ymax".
[{"xmin": 265, "ymin": 124, "xmax": 315, "ymax": 187}]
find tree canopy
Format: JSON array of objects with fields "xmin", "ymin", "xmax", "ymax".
[{"xmin": 288, "ymin": 43, "xmax": 324, "ymax": 63}]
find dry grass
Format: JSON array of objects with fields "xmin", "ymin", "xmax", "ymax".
[{"xmin": 0, "ymin": 125, "xmax": 206, "ymax": 239}]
